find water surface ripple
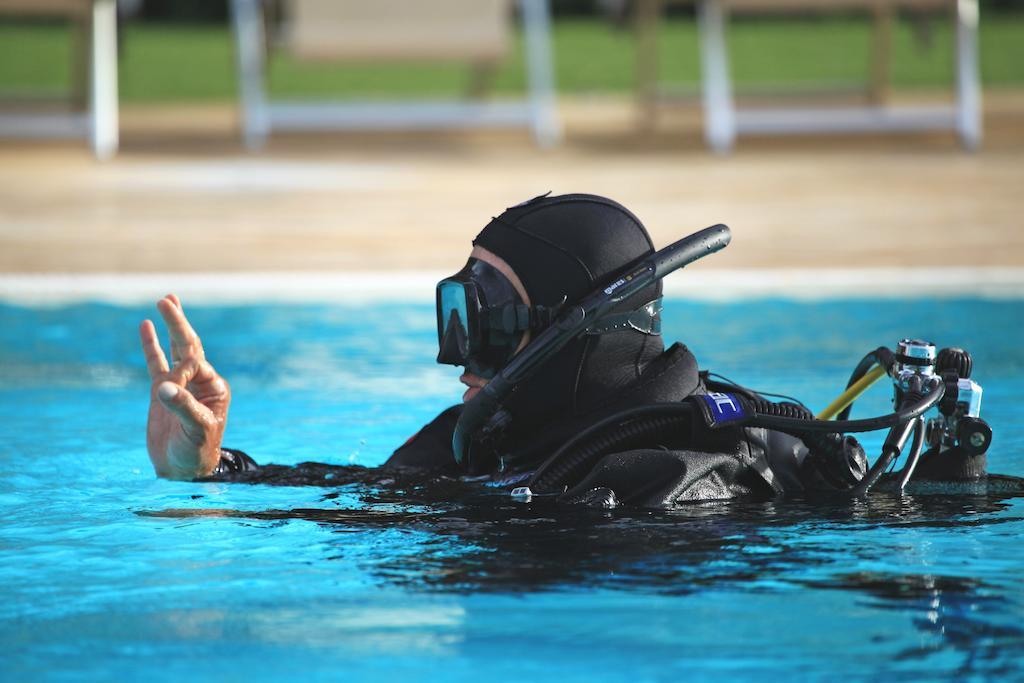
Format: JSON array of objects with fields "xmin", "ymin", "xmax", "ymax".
[{"xmin": 1, "ymin": 299, "xmax": 1022, "ymax": 681}]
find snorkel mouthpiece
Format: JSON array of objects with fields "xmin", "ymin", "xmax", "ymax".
[{"xmin": 452, "ymin": 224, "xmax": 732, "ymax": 467}]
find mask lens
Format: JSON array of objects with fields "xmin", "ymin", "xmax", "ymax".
[
  {"xmin": 438, "ymin": 281, "xmax": 469, "ymax": 339},
  {"xmin": 437, "ymin": 280, "xmax": 474, "ymax": 365}
]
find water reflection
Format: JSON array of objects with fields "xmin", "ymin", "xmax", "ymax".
[
  {"xmin": 801, "ymin": 572, "xmax": 1024, "ymax": 674},
  {"xmin": 142, "ymin": 467, "xmax": 1024, "ymax": 589},
  {"xmin": 141, "ymin": 469, "xmax": 1024, "ymax": 674}
]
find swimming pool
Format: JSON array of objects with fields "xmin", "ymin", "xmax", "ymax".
[{"xmin": 1, "ymin": 297, "xmax": 1022, "ymax": 681}]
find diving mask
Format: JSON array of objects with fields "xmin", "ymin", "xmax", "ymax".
[
  {"xmin": 436, "ymin": 258, "xmax": 556, "ymax": 379},
  {"xmin": 436, "ymin": 257, "xmax": 664, "ymax": 380}
]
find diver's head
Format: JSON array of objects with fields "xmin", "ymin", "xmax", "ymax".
[
  {"xmin": 442, "ymin": 245, "xmax": 532, "ymax": 402},
  {"xmin": 436, "ymin": 193, "xmax": 664, "ymax": 426}
]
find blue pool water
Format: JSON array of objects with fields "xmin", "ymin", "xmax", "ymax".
[{"xmin": 1, "ymin": 297, "xmax": 1023, "ymax": 681}]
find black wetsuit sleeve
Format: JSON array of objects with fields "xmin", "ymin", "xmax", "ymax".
[
  {"xmin": 384, "ymin": 405, "xmax": 462, "ymax": 471},
  {"xmin": 212, "ymin": 447, "xmax": 261, "ymax": 475},
  {"xmin": 198, "ymin": 406, "xmax": 460, "ymax": 483}
]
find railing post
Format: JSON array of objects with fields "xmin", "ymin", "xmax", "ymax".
[
  {"xmin": 698, "ymin": 0, "xmax": 736, "ymax": 153},
  {"xmin": 90, "ymin": 0, "xmax": 119, "ymax": 159},
  {"xmin": 232, "ymin": 0, "xmax": 271, "ymax": 150},
  {"xmin": 955, "ymin": 0, "xmax": 982, "ymax": 150},
  {"xmin": 520, "ymin": 0, "xmax": 562, "ymax": 147}
]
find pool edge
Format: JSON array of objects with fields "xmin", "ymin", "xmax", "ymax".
[{"xmin": 1, "ymin": 267, "xmax": 1024, "ymax": 305}]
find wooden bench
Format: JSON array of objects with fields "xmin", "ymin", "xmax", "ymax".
[
  {"xmin": 0, "ymin": 0, "xmax": 118, "ymax": 158},
  {"xmin": 634, "ymin": 0, "xmax": 980, "ymax": 151},
  {"xmin": 231, "ymin": 0, "xmax": 560, "ymax": 148}
]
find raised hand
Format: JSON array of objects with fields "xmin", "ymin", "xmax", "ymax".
[{"xmin": 140, "ymin": 294, "xmax": 231, "ymax": 479}]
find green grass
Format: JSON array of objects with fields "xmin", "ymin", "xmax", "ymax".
[{"xmin": 0, "ymin": 15, "xmax": 1021, "ymax": 102}]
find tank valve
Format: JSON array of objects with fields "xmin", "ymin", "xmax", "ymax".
[
  {"xmin": 936, "ymin": 347, "xmax": 972, "ymax": 379},
  {"xmin": 894, "ymin": 339, "xmax": 936, "ymax": 389}
]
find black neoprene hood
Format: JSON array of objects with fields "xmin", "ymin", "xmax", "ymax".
[
  {"xmin": 469, "ymin": 193, "xmax": 665, "ymax": 434},
  {"xmin": 473, "ymin": 193, "xmax": 657, "ymax": 310}
]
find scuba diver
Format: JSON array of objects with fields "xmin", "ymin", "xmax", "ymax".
[{"xmin": 140, "ymin": 193, "xmax": 1002, "ymax": 507}]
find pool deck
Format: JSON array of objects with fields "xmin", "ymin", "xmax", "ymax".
[{"xmin": 1, "ymin": 92, "xmax": 1022, "ymax": 298}]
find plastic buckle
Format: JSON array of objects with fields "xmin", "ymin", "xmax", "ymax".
[{"xmin": 510, "ymin": 486, "xmax": 533, "ymax": 502}]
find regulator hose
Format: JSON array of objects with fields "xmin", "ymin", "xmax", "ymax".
[
  {"xmin": 834, "ymin": 347, "xmax": 897, "ymax": 421},
  {"xmin": 749, "ymin": 377, "xmax": 943, "ymax": 434},
  {"xmin": 850, "ymin": 376, "xmax": 931, "ymax": 497},
  {"xmin": 746, "ymin": 398, "xmax": 815, "ymax": 421},
  {"xmin": 529, "ymin": 398, "xmax": 813, "ymax": 496},
  {"xmin": 896, "ymin": 417, "xmax": 927, "ymax": 492},
  {"xmin": 818, "ymin": 365, "xmax": 888, "ymax": 421},
  {"xmin": 529, "ymin": 375, "xmax": 944, "ymax": 498},
  {"xmin": 530, "ymin": 404, "xmax": 695, "ymax": 494}
]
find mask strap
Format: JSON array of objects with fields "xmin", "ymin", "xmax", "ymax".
[
  {"xmin": 487, "ymin": 301, "xmax": 565, "ymax": 335},
  {"xmin": 584, "ymin": 298, "xmax": 663, "ymax": 336}
]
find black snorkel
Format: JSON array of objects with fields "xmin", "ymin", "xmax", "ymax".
[{"xmin": 452, "ymin": 224, "xmax": 733, "ymax": 469}]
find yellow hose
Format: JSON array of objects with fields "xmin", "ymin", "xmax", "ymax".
[{"xmin": 817, "ymin": 364, "xmax": 888, "ymax": 420}]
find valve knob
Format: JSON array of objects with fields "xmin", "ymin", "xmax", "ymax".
[
  {"xmin": 936, "ymin": 347, "xmax": 972, "ymax": 379},
  {"xmin": 958, "ymin": 417, "xmax": 992, "ymax": 456}
]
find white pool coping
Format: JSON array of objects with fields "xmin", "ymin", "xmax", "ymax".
[{"xmin": 1, "ymin": 268, "xmax": 1023, "ymax": 305}]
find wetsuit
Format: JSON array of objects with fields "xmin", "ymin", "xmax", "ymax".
[
  {"xmin": 212, "ymin": 343, "xmax": 867, "ymax": 507},
  {"xmin": 206, "ymin": 193, "xmax": 982, "ymax": 505},
  {"xmin": 204, "ymin": 187, "xmax": 874, "ymax": 504}
]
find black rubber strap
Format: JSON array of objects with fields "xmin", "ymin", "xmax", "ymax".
[{"xmin": 487, "ymin": 303, "xmax": 563, "ymax": 335}]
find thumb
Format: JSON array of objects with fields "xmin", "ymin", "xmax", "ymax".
[{"xmin": 157, "ymin": 381, "xmax": 213, "ymax": 441}]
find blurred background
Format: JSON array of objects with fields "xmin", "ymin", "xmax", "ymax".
[
  {"xmin": 5, "ymin": 8, "xmax": 1024, "ymax": 679},
  {"xmin": 0, "ymin": 0, "xmax": 1021, "ymax": 287}
]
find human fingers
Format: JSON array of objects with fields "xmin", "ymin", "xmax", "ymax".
[
  {"xmin": 186, "ymin": 359, "xmax": 230, "ymax": 409},
  {"xmin": 156, "ymin": 381, "xmax": 213, "ymax": 443},
  {"xmin": 139, "ymin": 319, "xmax": 169, "ymax": 379},
  {"xmin": 166, "ymin": 353, "xmax": 228, "ymax": 408},
  {"xmin": 166, "ymin": 355, "xmax": 221, "ymax": 390},
  {"xmin": 166, "ymin": 356, "xmax": 200, "ymax": 386},
  {"xmin": 157, "ymin": 294, "xmax": 203, "ymax": 363}
]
